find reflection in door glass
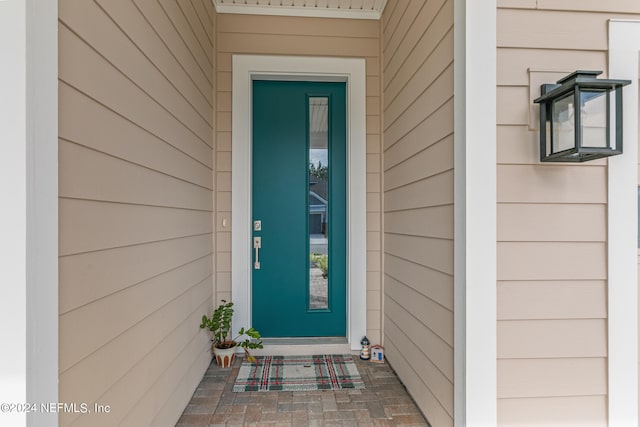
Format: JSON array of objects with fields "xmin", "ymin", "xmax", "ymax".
[{"xmin": 309, "ymin": 97, "xmax": 329, "ymax": 310}]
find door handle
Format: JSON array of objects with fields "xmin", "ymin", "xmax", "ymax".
[{"xmin": 253, "ymin": 237, "xmax": 261, "ymax": 270}]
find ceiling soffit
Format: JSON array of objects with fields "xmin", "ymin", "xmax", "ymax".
[{"xmin": 213, "ymin": 0, "xmax": 387, "ymax": 20}]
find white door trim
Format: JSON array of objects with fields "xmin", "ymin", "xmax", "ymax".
[
  {"xmin": 608, "ymin": 19, "xmax": 639, "ymax": 426},
  {"xmin": 231, "ymin": 55, "xmax": 367, "ymax": 350},
  {"xmin": 454, "ymin": 0, "xmax": 497, "ymax": 426}
]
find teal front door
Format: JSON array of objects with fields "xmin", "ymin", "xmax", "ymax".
[{"xmin": 252, "ymin": 80, "xmax": 347, "ymax": 337}]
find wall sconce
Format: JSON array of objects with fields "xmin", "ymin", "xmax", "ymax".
[{"xmin": 533, "ymin": 70, "xmax": 630, "ymax": 162}]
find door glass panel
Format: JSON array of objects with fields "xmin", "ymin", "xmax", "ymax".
[{"xmin": 309, "ymin": 97, "xmax": 329, "ymax": 310}]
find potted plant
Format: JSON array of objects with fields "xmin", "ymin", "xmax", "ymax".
[{"xmin": 200, "ymin": 300, "xmax": 263, "ymax": 367}]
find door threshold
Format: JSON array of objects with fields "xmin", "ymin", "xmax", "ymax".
[
  {"xmin": 261, "ymin": 337, "xmax": 347, "ymax": 345},
  {"xmin": 248, "ymin": 337, "xmax": 355, "ymax": 356}
]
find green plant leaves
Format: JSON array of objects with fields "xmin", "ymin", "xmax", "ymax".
[{"xmin": 201, "ymin": 300, "xmax": 263, "ymax": 357}]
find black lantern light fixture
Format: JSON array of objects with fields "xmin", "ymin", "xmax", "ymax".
[{"xmin": 533, "ymin": 70, "xmax": 630, "ymax": 162}]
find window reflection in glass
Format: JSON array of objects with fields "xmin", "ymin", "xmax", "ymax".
[{"xmin": 309, "ymin": 97, "xmax": 329, "ymax": 310}]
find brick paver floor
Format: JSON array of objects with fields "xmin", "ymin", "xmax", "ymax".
[{"xmin": 176, "ymin": 355, "xmax": 430, "ymax": 426}]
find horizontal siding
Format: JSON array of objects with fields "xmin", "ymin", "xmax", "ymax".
[
  {"xmin": 497, "ymin": 281, "xmax": 607, "ymax": 320},
  {"xmin": 157, "ymin": 0, "xmax": 212, "ymax": 83},
  {"xmin": 383, "ymin": 0, "xmax": 451, "ymax": 99},
  {"xmin": 215, "ymin": 12, "xmax": 383, "ymax": 342},
  {"xmin": 59, "ymin": 284, "xmax": 211, "ymax": 424},
  {"xmin": 58, "ymin": 0, "xmax": 215, "ymax": 425},
  {"xmin": 384, "ymin": 65, "xmax": 453, "ymax": 151},
  {"xmin": 499, "ymin": 9, "xmax": 607, "ymax": 50},
  {"xmin": 58, "ymin": 25, "xmax": 212, "ymax": 166},
  {"xmin": 119, "ymin": 1, "xmax": 212, "ymax": 107},
  {"xmin": 60, "ymin": 256, "xmax": 212, "ymax": 371},
  {"xmin": 382, "ymin": 0, "xmax": 423, "ymax": 54},
  {"xmin": 498, "ymin": 241, "xmax": 606, "ymax": 281},
  {"xmin": 385, "ymin": 254, "xmax": 453, "ymax": 311},
  {"xmin": 385, "ymin": 314, "xmax": 453, "ymax": 427},
  {"xmin": 535, "ymin": 0, "xmax": 640, "ymax": 13},
  {"xmin": 218, "ymin": 32, "xmax": 379, "ymax": 57},
  {"xmin": 59, "ymin": 199, "xmax": 212, "ymax": 256},
  {"xmin": 497, "ymin": 48, "xmax": 607, "ymax": 87},
  {"xmin": 497, "ymin": 204, "xmax": 606, "ymax": 242},
  {"xmin": 59, "ymin": 83, "xmax": 212, "ymax": 189},
  {"xmin": 59, "ymin": 140, "xmax": 213, "ymax": 210},
  {"xmin": 382, "ymin": 1, "xmax": 454, "ymax": 425},
  {"xmin": 498, "ymin": 358, "xmax": 607, "ymax": 398},
  {"xmin": 498, "ymin": 164, "xmax": 607, "ymax": 204},
  {"xmin": 384, "ymin": 28, "xmax": 453, "ymax": 128},
  {"xmin": 384, "ymin": 136, "xmax": 454, "ymax": 192},
  {"xmin": 385, "ymin": 297, "xmax": 453, "ymax": 380},
  {"xmin": 498, "ymin": 319, "xmax": 608, "ymax": 359},
  {"xmin": 384, "ymin": 170, "xmax": 454, "ymax": 211},
  {"xmin": 63, "ymin": 0, "xmax": 213, "ymax": 141},
  {"xmin": 385, "ymin": 234, "xmax": 453, "ymax": 277},
  {"xmin": 385, "ymin": 205, "xmax": 454, "ymax": 240},
  {"xmin": 132, "ymin": 0, "xmax": 213, "ymax": 104},
  {"xmin": 498, "ymin": 396, "xmax": 608, "ymax": 426},
  {"xmin": 386, "ymin": 277, "xmax": 453, "ymax": 346},
  {"xmin": 384, "ymin": 99, "xmax": 454, "ymax": 164},
  {"xmin": 59, "ymin": 234, "xmax": 212, "ymax": 314},
  {"xmin": 496, "ymin": 4, "xmax": 640, "ymax": 425},
  {"xmin": 498, "ymin": 0, "xmax": 640, "ymax": 12}
]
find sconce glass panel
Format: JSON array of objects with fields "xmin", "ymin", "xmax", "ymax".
[
  {"xmin": 580, "ymin": 90, "xmax": 608, "ymax": 149},
  {"xmin": 609, "ymin": 89, "xmax": 618, "ymax": 150},
  {"xmin": 551, "ymin": 94, "xmax": 575, "ymax": 154}
]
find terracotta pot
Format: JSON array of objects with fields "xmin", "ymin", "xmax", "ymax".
[{"xmin": 213, "ymin": 342, "xmax": 237, "ymax": 368}]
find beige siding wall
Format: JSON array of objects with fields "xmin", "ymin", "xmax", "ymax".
[
  {"xmin": 497, "ymin": 2, "xmax": 640, "ymax": 425},
  {"xmin": 382, "ymin": 1, "xmax": 454, "ymax": 425},
  {"xmin": 58, "ymin": 1, "xmax": 215, "ymax": 425},
  {"xmin": 215, "ymin": 13, "xmax": 384, "ymax": 343}
]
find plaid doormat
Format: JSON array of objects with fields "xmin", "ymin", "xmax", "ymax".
[{"xmin": 233, "ymin": 354, "xmax": 366, "ymax": 392}]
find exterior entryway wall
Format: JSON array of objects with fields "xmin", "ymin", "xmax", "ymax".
[
  {"xmin": 496, "ymin": 4, "xmax": 640, "ymax": 426},
  {"xmin": 57, "ymin": 1, "xmax": 216, "ymax": 425},
  {"xmin": 214, "ymin": 13, "xmax": 384, "ymax": 345},
  {"xmin": 13, "ymin": 2, "xmax": 640, "ymax": 426},
  {"xmin": 381, "ymin": 2, "xmax": 456, "ymax": 425}
]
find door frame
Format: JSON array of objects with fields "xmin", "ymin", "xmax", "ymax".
[{"xmin": 231, "ymin": 54, "xmax": 367, "ymax": 350}]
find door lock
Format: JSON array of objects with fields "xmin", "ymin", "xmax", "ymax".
[{"xmin": 253, "ymin": 236, "xmax": 261, "ymax": 270}]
